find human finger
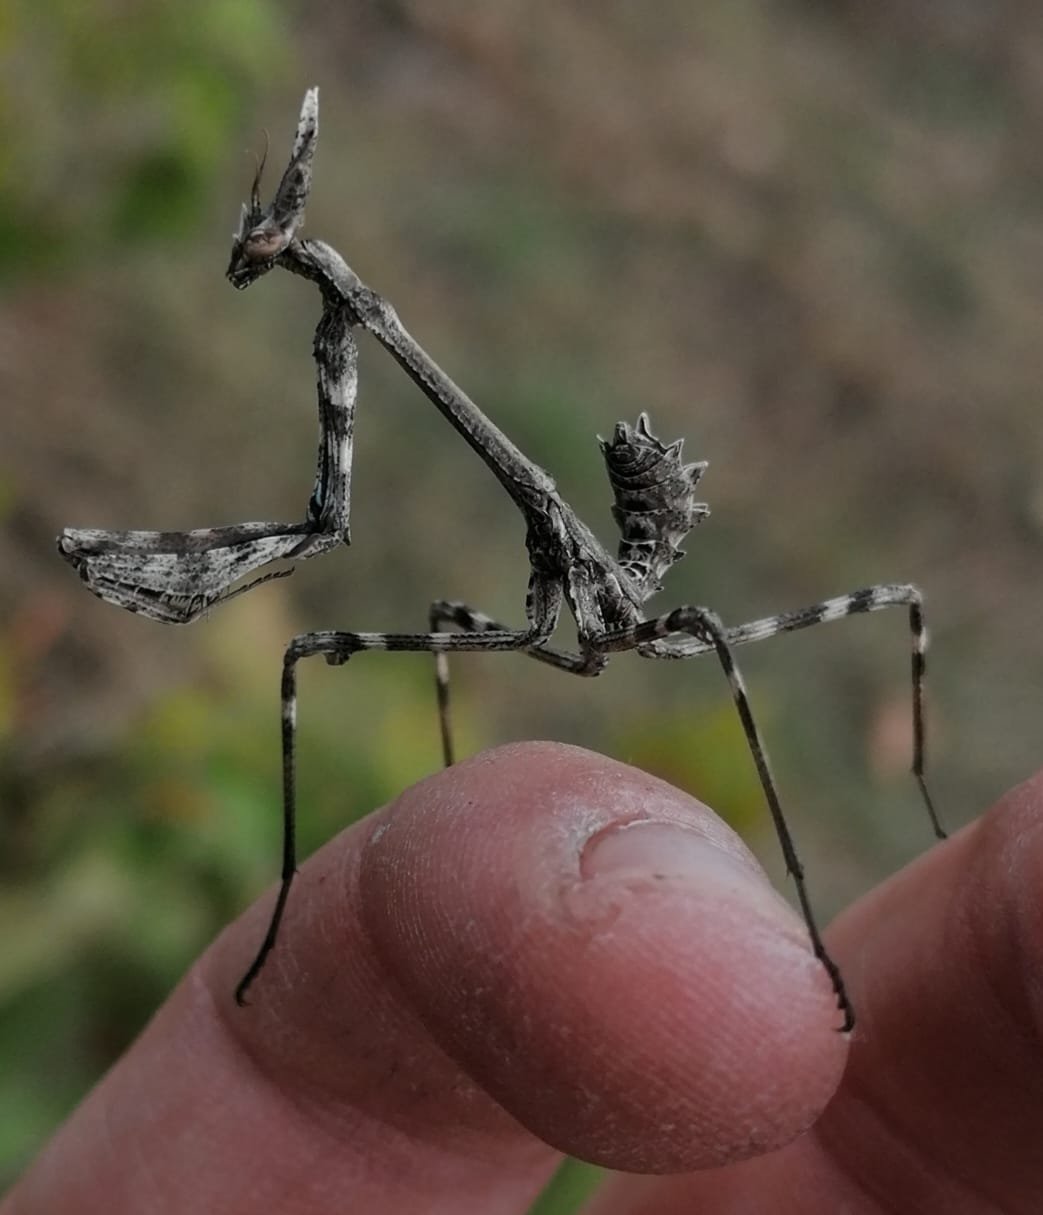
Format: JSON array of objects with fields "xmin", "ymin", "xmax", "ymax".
[
  {"xmin": 7, "ymin": 742, "xmax": 848, "ymax": 1214},
  {"xmin": 585, "ymin": 769, "xmax": 1043, "ymax": 1213}
]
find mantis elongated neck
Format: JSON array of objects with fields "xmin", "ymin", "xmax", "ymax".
[{"xmin": 285, "ymin": 239, "xmax": 557, "ymax": 513}]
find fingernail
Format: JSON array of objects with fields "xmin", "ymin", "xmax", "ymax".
[{"xmin": 582, "ymin": 820, "xmax": 758, "ymax": 886}]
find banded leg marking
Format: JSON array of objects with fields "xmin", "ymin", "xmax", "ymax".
[{"xmin": 633, "ymin": 585, "xmax": 943, "ymax": 840}]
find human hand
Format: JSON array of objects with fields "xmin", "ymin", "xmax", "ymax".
[{"xmin": 6, "ymin": 743, "xmax": 1041, "ymax": 1213}]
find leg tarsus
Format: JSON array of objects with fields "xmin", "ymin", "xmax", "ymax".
[
  {"xmin": 235, "ymin": 874, "xmax": 295, "ymax": 1005},
  {"xmin": 916, "ymin": 771, "xmax": 947, "ymax": 840}
]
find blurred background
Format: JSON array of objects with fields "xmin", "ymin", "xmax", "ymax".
[{"xmin": 3, "ymin": 1, "xmax": 1043, "ymax": 1206}]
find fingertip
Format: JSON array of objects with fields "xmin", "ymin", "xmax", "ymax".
[{"xmin": 360, "ymin": 742, "xmax": 848, "ymax": 1171}]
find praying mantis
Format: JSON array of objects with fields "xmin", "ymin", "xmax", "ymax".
[{"xmin": 59, "ymin": 89, "xmax": 945, "ymax": 1029}]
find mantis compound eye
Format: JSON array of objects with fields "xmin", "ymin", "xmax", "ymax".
[
  {"xmin": 227, "ymin": 225, "xmax": 291, "ymax": 289},
  {"xmin": 242, "ymin": 226, "xmax": 288, "ymax": 261}
]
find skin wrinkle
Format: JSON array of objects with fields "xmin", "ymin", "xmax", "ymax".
[
  {"xmin": 819, "ymin": 1086, "xmax": 988, "ymax": 1215},
  {"xmin": 219, "ymin": 1017, "xmax": 494, "ymax": 1209},
  {"xmin": 208, "ymin": 827, "xmax": 535, "ymax": 1162},
  {"xmin": 204, "ymin": 922, "xmax": 553, "ymax": 1209},
  {"xmin": 965, "ymin": 801, "xmax": 1043, "ymax": 1055},
  {"xmin": 129, "ymin": 978, "xmax": 341, "ymax": 1210},
  {"xmin": 821, "ymin": 1043, "xmax": 946, "ymax": 1207},
  {"xmin": 200, "ymin": 968, "xmax": 362, "ymax": 1159},
  {"xmin": 939, "ymin": 833, "xmax": 1043, "ymax": 1209}
]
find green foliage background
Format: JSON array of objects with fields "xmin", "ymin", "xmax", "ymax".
[{"xmin": 4, "ymin": 2, "xmax": 1043, "ymax": 1207}]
